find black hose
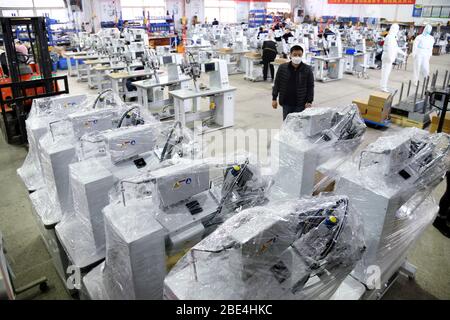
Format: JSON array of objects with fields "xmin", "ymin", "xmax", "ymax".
[
  {"xmin": 92, "ymin": 88, "xmax": 113, "ymax": 109},
  {"xmin": 160, "ymin": 121, "xmax": 182, "ymax": 162},
  {"xmin": 117, "ymin": 105, "xmax": 141, "ymax": 128}
]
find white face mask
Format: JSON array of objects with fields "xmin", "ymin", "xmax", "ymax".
[{"xmin": 291, "ymin": 56, "xmax": 302, "ymax": 65}]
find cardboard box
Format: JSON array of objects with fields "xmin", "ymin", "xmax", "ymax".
[
  {"xmin": 352, "ymin": 98, "xmax": 369, "ymax": 115},
  {"xmin": 403, "ymin": 118, "xmax": 427, "ymax": 129},
  {"xmin": 390, "ymin": 114, "xmax": 404, "ymax": 125},
  {"xmin": 245, "ymin": 52, "xmax": 262, "ymax": 59},
  {"xmin": 366, "ymin": 105, "xmax": 388, "ymax": 117},
  {"xmin": 364, "ymin": 113, "xmax": 388, "ymax": 123},
  {"xmin": 219, "ymin": 47, "xmax": 233, "ymax": 53},
  {"xmin": 429, "ymin": 123, "xmax": 450, "ymax": 134},
  {"xmin": 274, "ymin": 58, "xmax": 289, "ymax": 64},
  {"xmin": 368, "ymin": 91, "xmax": 391, "ymax": 109},
  {"xmin": 431, "ymin": 112, "xmax": 450, "ymax": 126},
  {"xmin": 429, "ymin": 112, "xmax": 450, "ymax": 133}
]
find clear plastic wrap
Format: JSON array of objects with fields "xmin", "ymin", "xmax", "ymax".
[
  {"xmin": 19, "ymin": 90, "xmax": 126, "ymax": 196},
  {"xmin": 35, "ymin": 95, "xmax": 157, "ymax": 227},
  {"xmin": 55, "ymin": 121, "xmax": 200, "ymax": 271},
  {"xmin": 270, "ymin": 104, "xmax": 366, "ymax": 200},
  {"xmin": 82, "ymin": 154, "xmax": 273, "ymax": 300},
  {"xmin": 334, "ymin": 127, "xmax": 450, "ymax": 287},
  {"xmin": 17, "ymin": 94, "xmax": 88, "ymax": 191},
  {"xmin": 163, "ymin": 194, "xmax": 365, "ymax": 300}
]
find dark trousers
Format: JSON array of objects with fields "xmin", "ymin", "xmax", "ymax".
[
  {"xmin": 282, "ymin": 105, "xmax": 304, "ymax": 120},
  {"xmin": 263, "ymin": 60, "xmax": 274, "ymax": 80},
  {"xmin": 438, "ymin": 172, "xmax": 450, "ymax": 223}
]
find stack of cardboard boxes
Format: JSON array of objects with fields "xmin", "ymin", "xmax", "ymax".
[{"xmin": 353, "ymin": 91, "xmax": 391, "ymax": 124}]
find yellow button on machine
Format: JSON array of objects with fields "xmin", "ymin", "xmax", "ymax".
[{"xmin": 329, "ymin": 216, "xmax": 337, "ymax": 224}]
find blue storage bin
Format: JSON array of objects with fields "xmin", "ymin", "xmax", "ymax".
[
  {"xmin": 58, "ymin": 58, "xmax": 68, "ymax": 70},
  {"xmin": 346, "ymin": 48, "xmax": 356, "ymax": 55}
]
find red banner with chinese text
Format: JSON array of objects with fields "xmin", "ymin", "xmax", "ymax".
[{"xmin": 328, "ymin": 0, "xmax": 415, "ymax": 4}]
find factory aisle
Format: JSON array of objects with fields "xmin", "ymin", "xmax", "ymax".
[{"xmin": 0, "ymin": 54, "xmax": 449, "ymax": 300}]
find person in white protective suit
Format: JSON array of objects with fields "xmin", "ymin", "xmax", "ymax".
[
  {"xmin": 380, "ymin": 23, "xmax": 407, "ymax": 92},
  {"xmin": 412, "ymin": 24, "xmax": 434, "ymax": 84}
]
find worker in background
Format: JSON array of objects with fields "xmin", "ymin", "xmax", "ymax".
[
  {"xmin": 412, "ymin": 24, "xmax": 434, "ymax": 84},
  {"xmin": 380, "ymin": 23, "xmax": 406, "ymax": 92},
  {"xmin": 262, "ymin": 32, "xmax": 277, "ymax": 82},
  {"xmin": 324, "ymin": 27, "xmax": 335, "ymax": 38},
  {"xmin": 282, "ymin": 28, "xmax": 294, "ymax": 43},
  {"xmin": 433, "ymin": 172, "xmax": 450, "ymax": 238},
  {"xmin": 212, "ymin": 18, "xmax": 219, "ymax": 26},
  {"xmin": 14, "ymin": 40, "xmax": 32, "ymax": 75},
  {"xmin": 257, "ymin": 26, "xmax": 268, "ymax": 39},
  {"xmin": 317, "ymin": 34, "xmax": 329, "ymax": 55},
  {"xmin": 284, "ymin": 17, "xmax": 292, "ymax": 29},
  {"xmin": 0, "ymin": 48, "xmax": 8, "ymax": 77},
  {"xmin": 272, "ymin": 45, "xmax": 314, "ymax": 120},
  {"xmin": 120, "ymin": 20, "xmax": 129, "ymax": 38},
  {"xmin": 14, "ymin": 39, "xmax": 28, "ymax": 56},
  {"xmin": 281, "ymin": 28, "xmax": 295, "ymax": 57},
  {"xmin": 192, "ymin": 15, "xmax": 199, "ymax": 27}
]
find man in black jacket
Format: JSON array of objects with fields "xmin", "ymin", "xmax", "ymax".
[
  {"xmin": 433, "ymin": 172, "xmax": 450, "ymax": 238},
  {"xmin": 262, "ymin": 34, "xmax": 277, "ymax": 81},
  {"xmin": 272, "ymin": 45, "xmax": 314, "ymax": 120}
]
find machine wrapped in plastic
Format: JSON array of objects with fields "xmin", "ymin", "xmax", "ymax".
[
  {"xmin": 55, "ymin": 121, "xmax": 199, "ymax": 272},
  {"xmin": 82, "ymin": 155, "xmax": 272, "ymax": 300},
  {"xmin": 334, "ymin": 127, "xmax": 450, "ymax": 290},
  {"xmin": 33, "ymin": 91, "xmax": 156, "ymax": 228},
  {"xmin": 17, "ymin": 94, "xmax": 88, "ymax": 191},
  {"xmin": 163, "ymin": 194, "xmax": 365, "ymax": 300},
  {"xmin": 271, "ymin": 104, "xmax": 366, "ymax": 200}
]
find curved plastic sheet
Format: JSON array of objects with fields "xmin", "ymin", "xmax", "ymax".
[{"xmin": 163, "ymin": 194, "xmax": 365, "ymax": 300}]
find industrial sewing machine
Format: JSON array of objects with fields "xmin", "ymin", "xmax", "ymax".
[
  {"xmin": 55, "ymin": 120, "xmax": 196, "ymax": 280},
  {"xmin": 163, "ymin": 194, "xmax": 365, "ymax": 300},
  {"xmin": 82, "ymin": 157, "xmax": 271, "ymax": 299},
  {"xmin": 17, "ymin": 94, "xmax": 88, "ymax": 192},
  {"xmin": 312, "ymin": 33, "xmax": 345, "ymax": 82},
  {"xmin": 123, "ymin": 28, "xmax": 149, "ymax": 44},
  {"xmin": 35, "ymin": 90, "xmax": 145, "ymax": 225},
  {"xmin": 271, "ymin": 105, "xmax": 366, "ymax": 200},
  {"xmin": 171, "ymin": 58, "xmax": 236, "ymax": 133},
  {"xmin": 334, "ymin": 128, "xmax": 450, "ymax": 298}
]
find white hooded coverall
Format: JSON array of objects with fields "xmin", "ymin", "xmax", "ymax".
[
  {"xmin": 380, "ymin": 24, "xmax": 406, "ymax": 92},
  {"xmin": 412, "ymin": 24, "xmax": 434, "ymax": 84}
]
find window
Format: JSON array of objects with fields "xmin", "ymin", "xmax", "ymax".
[
  {"xmin": 440, "ymin": 6, "xmax": 449, "ymax": 18},
  {"xmin": 36, "ymin": 8, "xmax": 68, "ymax": 21},
  {"xmin": 204, "ymin": 0, "xmax": 236, "ymax": 23},
  {"xmin": 431, "ymin": 6, "xmax": 441, "ymax": 18},
  {"xmin": 34, "ymin": 0, "xmax": 65, "ymax": 7},
  {"xmin": 422, "ymin": 6, "xmax": 432, "ymax": 18},
  {"xmin": 267, "ymin": 2, "xmax": 291, "ymax": 14},
  {"xmin": 0, "ymin": 0, "xmax": 33, "ymax": 7},
  {"xmin": 0, "ymin": 0, "xmax": 67, "ymax": 18},
  {"xmin": 18, "ymin": 9, "xmax": 34, "ymax": 16},
  {"xmin": 121, "ymin": 0, "xmax": 166, "ymax": 20},
  {"xmin": 2, "ymin": 9, "xmax": 19, "ymax": 16}
]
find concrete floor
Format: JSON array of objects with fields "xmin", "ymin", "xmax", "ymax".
[{"xmin": 0, "ymin": 54, "xmax": 449, "ymax": 300}]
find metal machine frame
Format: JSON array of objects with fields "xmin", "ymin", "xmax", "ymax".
[{"xmin": 0, "ymin": 17, "xmax": 69, "ymax": 144}]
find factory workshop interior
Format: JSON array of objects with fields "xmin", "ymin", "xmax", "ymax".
[{"xmin": 0, "ymin": 0, "xmax": 450, "ymax": 306}]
